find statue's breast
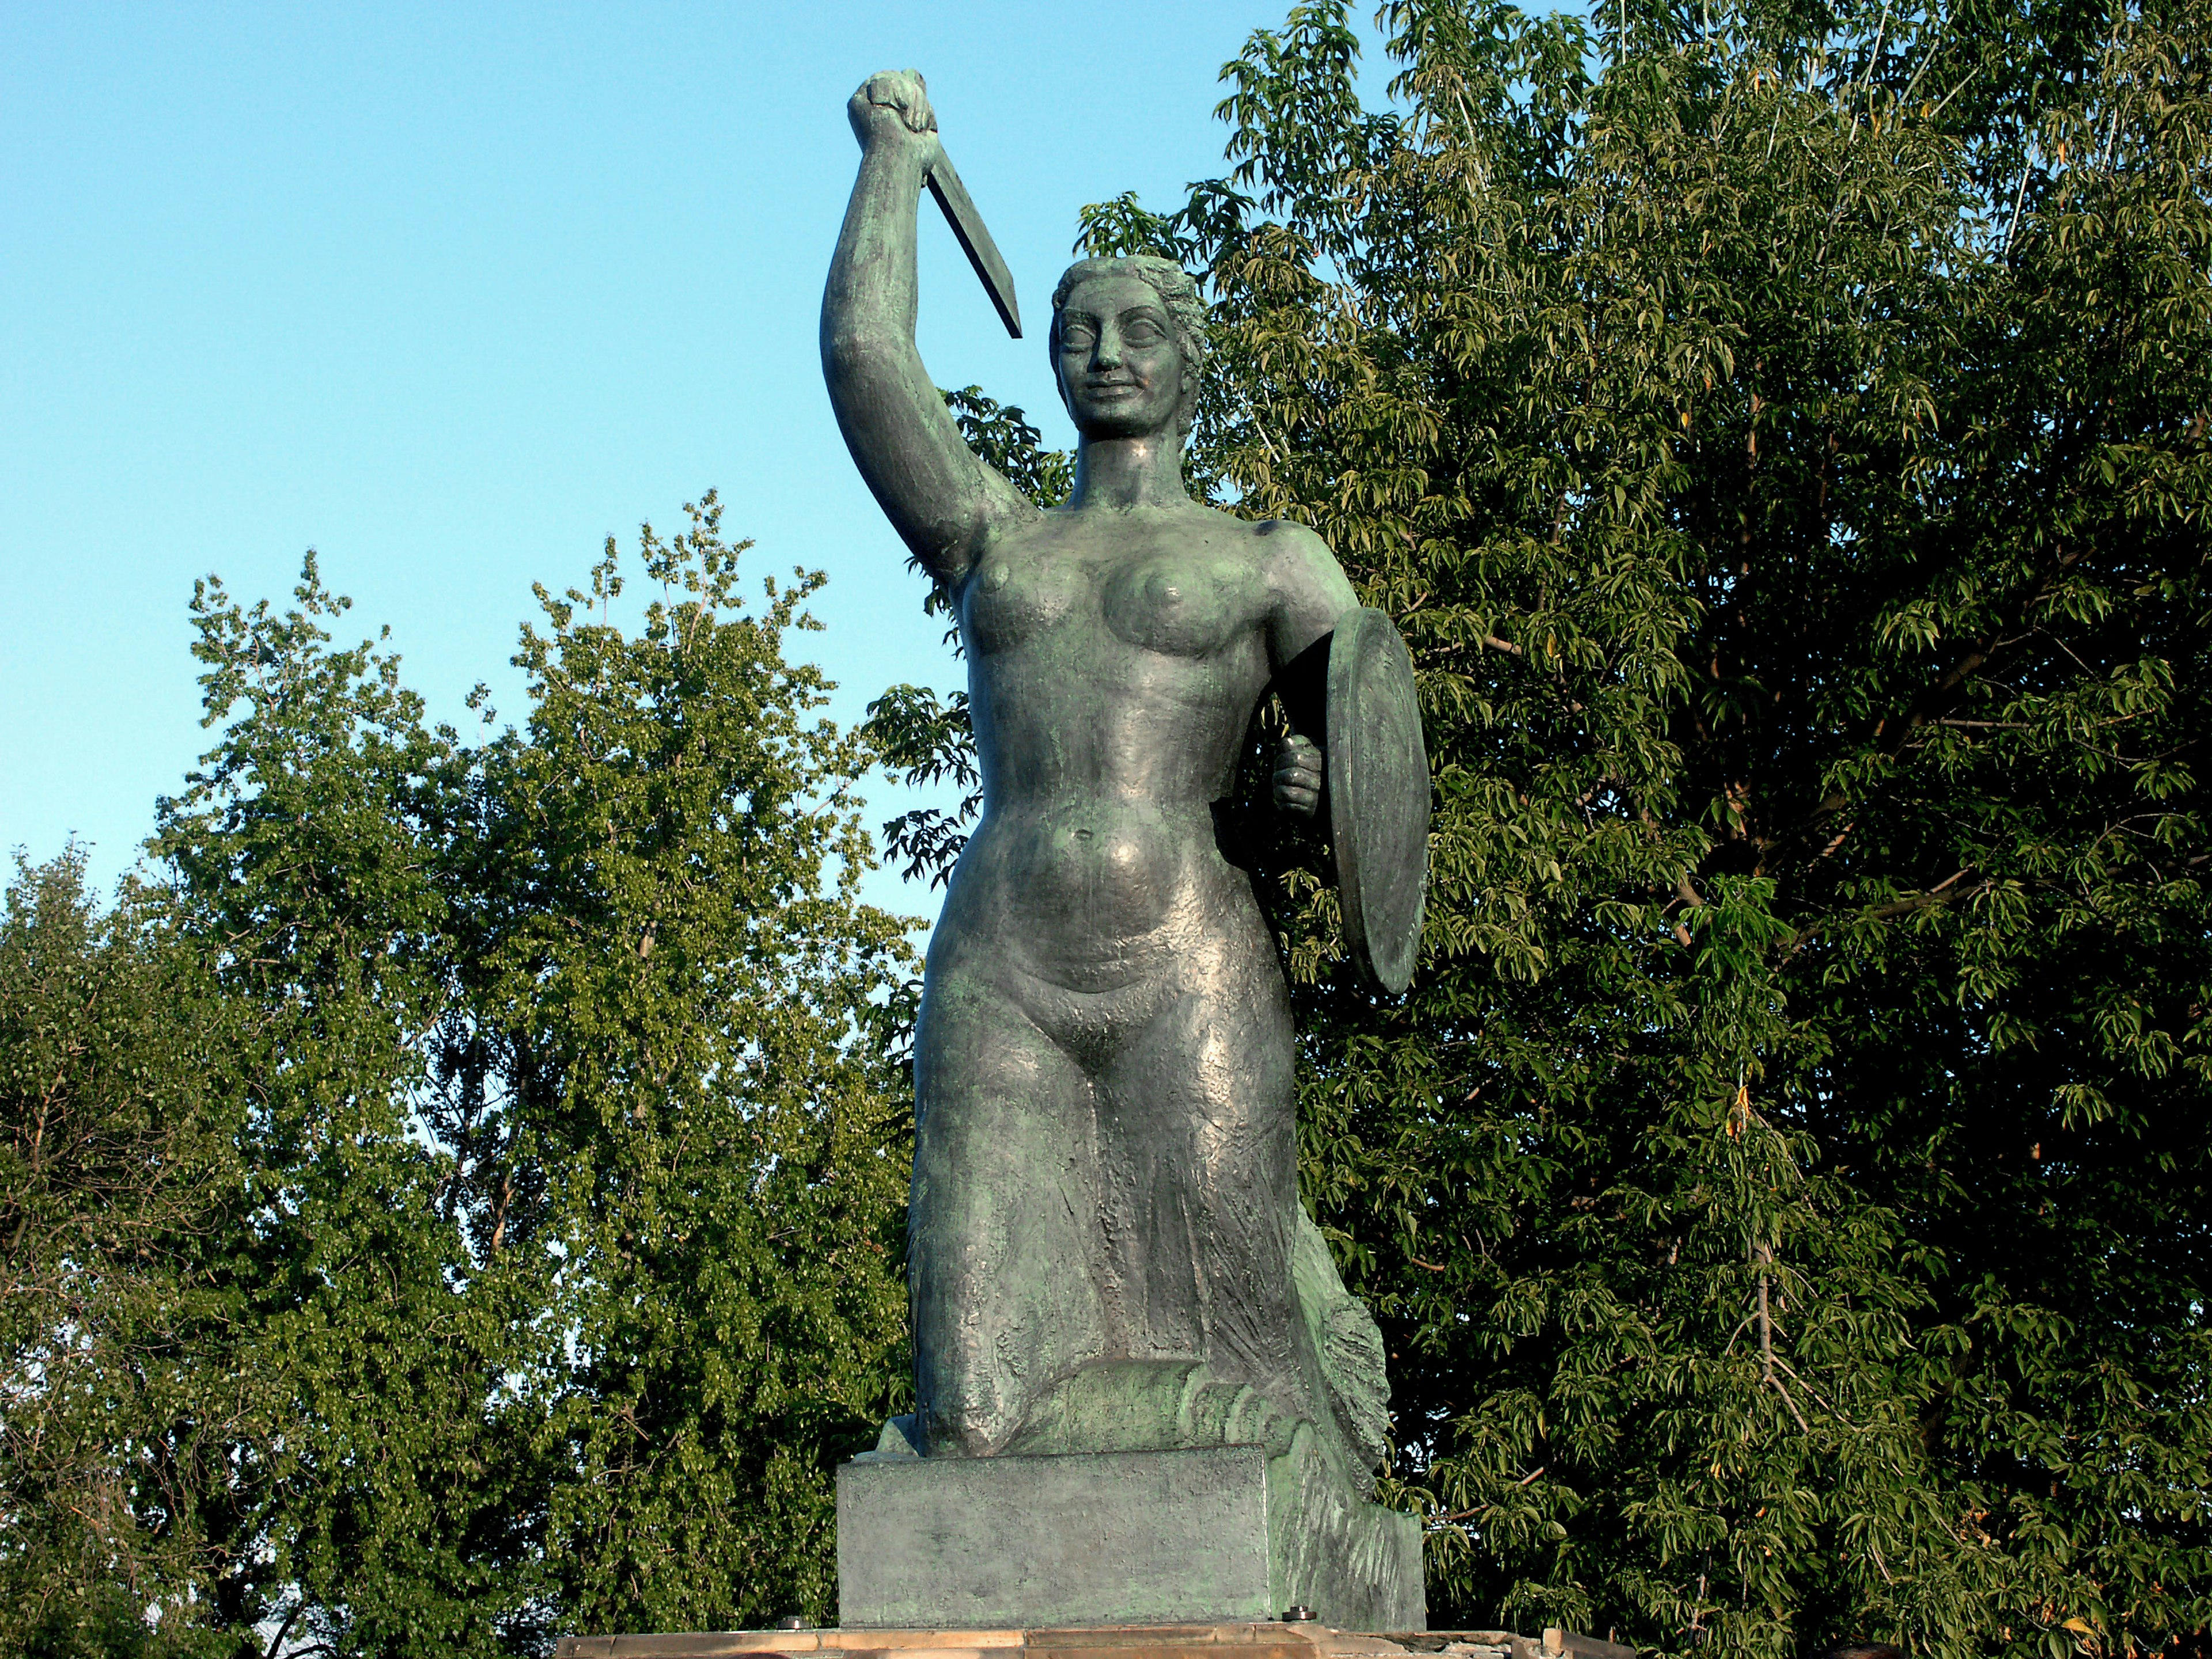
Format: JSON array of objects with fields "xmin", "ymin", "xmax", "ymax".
[
  {"xmin": 961, "ymin": 552, "xmax": 1084, "ymax": 657},
  {"xmin": 1100, "ymin": 550, "xmax": 1256, "ymax": 660},
  {"xmin": 964, "ymin": 536, "xmax": 1260, "ymax": 664}
]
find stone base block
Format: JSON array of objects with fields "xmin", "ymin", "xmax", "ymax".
[
  {"xmin": 839, "ymin": 1446, "xmax": 1271, "ymax": 1628},
  {"xmin": 835, "ymin": 1445, "xmax": 1423, "ymax": 1632}
]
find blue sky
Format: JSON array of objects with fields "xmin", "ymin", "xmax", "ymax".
[{"xmin": 2, "ymin": 2, "xmax": 1392, "ymax": 916}]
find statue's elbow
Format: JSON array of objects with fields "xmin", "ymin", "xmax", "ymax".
[{"xmin": 821, "ymin": 321, "xmax": 896, "ymax": 374}]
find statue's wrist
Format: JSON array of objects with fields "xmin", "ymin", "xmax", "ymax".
[{"xmin": 859, "ymin": 137, "xmax": 931, "ymax": 189}]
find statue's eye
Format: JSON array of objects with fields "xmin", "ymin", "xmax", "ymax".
[
  {"xmin": 1122, "ymin": 318, "xmax": 1165, "ymax": 344},
  {"xmin": 1060, "ymin": 323, "xmax": 1096, "ymax": 351}
]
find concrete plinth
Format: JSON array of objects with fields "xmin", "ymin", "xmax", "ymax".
[
  {"xmin": 839, "ymin": 1446, "xmax": 1273, "ymax": 1628},
  {"xmin": 835, "ymin": 1444, "xmax": 1423, "ymax": 1632}
]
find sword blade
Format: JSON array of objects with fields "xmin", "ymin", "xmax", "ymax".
[{"xmin": 927, "ymin": 146, "xmax": 1022, "ymax": 339}]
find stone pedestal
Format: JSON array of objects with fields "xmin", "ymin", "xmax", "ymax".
[
  {"xmin": 839, "ymin": 1446, "xmax": 1272, "ymax": 1628},
  {"xmin": 836, "ymin": 1445, "xmax": 1423, "ymax": 1633}
]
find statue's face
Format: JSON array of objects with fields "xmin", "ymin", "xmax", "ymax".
[{"xmin": 1055, "ymin": 276, "xmax": 1184, "ymax": 440}]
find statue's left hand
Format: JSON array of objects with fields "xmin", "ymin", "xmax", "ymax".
[{"xmin": 1273, "ymin": 731, "xmax": 1323, "ymax": 817}]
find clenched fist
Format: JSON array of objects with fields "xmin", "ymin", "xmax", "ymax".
[
  {"xmin": 849, "ymin": 69, "xmax": 937, "ymax": 154},
  {"xmin": 1272, "ymin": 730, "xmax": 1323, "ymax": 817}
]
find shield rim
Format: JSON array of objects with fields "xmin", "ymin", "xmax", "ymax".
[{"xmin": 1325, "ymin": 608, "xmax": 1429, "ymax": 995}]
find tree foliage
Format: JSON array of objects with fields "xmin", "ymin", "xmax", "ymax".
[
  {"xmin": 3, "ymin": 501, "xmax": 914, "ymax": 1655},
  {"xmin": 454, "ymin": 500, "xmax": 914, "ymax": 1636},
  {"xmin": 1017, "ymin": 1, "xmax": 2211, "ymax": 1654},
  {"xmin": 0, "ymin": 856, "xmax": 240, "ymax": 1659},
  {"xmin": 153, "ymin": 554, "xmax": 550, "ymax": 1657}
]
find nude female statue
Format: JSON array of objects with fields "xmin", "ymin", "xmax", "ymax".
[{"xmin": 822, "ymin": 71, "xmax": 1400, "ymax": 1523}]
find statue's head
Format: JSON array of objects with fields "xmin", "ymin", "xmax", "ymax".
[{"xmin": 1050, "ymin": 255, "xmax": 1207, "ymax": 442}]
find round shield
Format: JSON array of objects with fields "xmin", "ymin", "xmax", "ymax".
[{"xmin": 1325, "ymin": 608, "xmax": 1430, "ymax": 994}]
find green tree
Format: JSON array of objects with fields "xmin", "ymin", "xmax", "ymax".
[
  {"xmin": 0, "ymin": 853, "xmax": 241, "ymax": 1659},
  {"xmin": 448, "ymin": 495, "xmax": 914, "ymax": 1634},
  {"xmin": 9, "ymin": 498, "xmax": 916, "ymax": 1654},
  {"xmin": 154, "ymin": 558, "xmax": 550, "ymax": 1657},
  {"xmin": 921, "ymin": 1, "xmax": 2210, "ymax": 1651}
]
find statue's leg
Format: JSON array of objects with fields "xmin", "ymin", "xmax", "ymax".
[
  {"xmin": 1095, "ymin": 930, "xmax": 1328, "ymax": 1434},
  {"xmin": 910, "ymin": 963, "xmax": 1105, "ymax": 1456},
  {"xmin": 1090, "ymin": 937, "xmax": 1416, "ymax": 1625}
]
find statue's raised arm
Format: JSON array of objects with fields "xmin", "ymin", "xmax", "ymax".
[{"xmin": 821, "ymin": 71, "xmax": 1036, "ymax": 585}]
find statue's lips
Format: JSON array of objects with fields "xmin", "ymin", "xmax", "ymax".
[{"xmin": 1082, "ymin": 379, "xmax": 1142, "ymax": 398}]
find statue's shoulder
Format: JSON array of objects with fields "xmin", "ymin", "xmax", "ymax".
[
  {"xmin": 1189, "ymin": 507, "xmax": 1332, "ymax": 559},
  {"xmin": 1224, "ymin": 512, "xmax": 1360, "ymax": 637},
  {"xmin": 1217, "ymin": 510, "xmax": 1324, "ymax": 554},
  {"xmin": 1233, "ymin": 513, "xmax": 1350, "ymax": 589}
]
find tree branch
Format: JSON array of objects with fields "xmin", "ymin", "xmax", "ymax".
[{"xmin": 1865, "ymin": 866, "xmax": 1978, "ymax": 920}]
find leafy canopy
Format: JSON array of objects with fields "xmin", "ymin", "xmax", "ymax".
[{"xmin": 5, "ymin": 500, "xmax": 916, "ymax": 1656}]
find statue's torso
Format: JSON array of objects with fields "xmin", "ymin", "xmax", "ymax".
[{"xmin": 936, "ymin": 503, "xmax": 1278, "ymax": 987}]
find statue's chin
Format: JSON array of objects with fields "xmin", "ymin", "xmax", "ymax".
[{"xmin": 1066, "ymin": 405, "xmax": 1177, "ymax": 444}]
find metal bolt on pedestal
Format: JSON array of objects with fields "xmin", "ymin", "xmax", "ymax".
[
  {"xmin": 1281, "ymin": 1607, "xmax": 1317, "ymax": 1622},
  {"xmin": 776, "ymin": 1618, "xmax": 806, "ymax": 1630}
]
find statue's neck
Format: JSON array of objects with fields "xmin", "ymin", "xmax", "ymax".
[{"xmin": 1069, "ymin": 433, "xmax": 1187, "ymax": 510}]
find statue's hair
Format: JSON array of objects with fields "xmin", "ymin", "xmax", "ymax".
[{"xmin": 1050, "ymin": 255, "xmax": 1208, "ymax": 437}]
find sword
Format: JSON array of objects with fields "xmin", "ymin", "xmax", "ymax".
[{"xmin": 927, "ymin": 145, "xmax": 1022, "ymax": 339}]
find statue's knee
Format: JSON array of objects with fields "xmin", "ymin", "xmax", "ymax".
[{"xmin": 921, "ymin": 1396, "xmax": 1007, "ymax": 1458}]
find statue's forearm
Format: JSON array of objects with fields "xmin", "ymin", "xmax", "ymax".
[
  {"xmin": 823, "ymin": 142, "xmax": 928, "ymax": 365},
  {"xmin": 821, "ymin": 70, "xmax": 1033, "ymax": 579},
  {"xmin": 820, "ymin": 141, "xmax": 1015, "ymax": 579}
]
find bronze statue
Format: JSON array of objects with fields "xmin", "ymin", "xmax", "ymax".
[{"xmin": 823, "ymin": 70, "xmax": 1426, "ymax": 1626}]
